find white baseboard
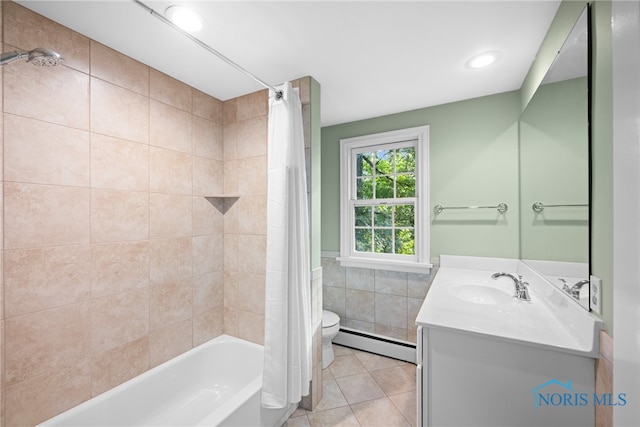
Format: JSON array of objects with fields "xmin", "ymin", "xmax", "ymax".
[{"xmin": 333, "ymin": 327, "xmax": 416, "ymax": 364}]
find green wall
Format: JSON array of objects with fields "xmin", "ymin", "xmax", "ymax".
[
  {"xmin": 321, "ymin": 91, "xmax": 521, "ymax": 259},
  {"xmin": 520, "ymin": 77, "xmax": 589, "ymax": 263},
  {"xmin": 590, "ymin": 0, "xmax": 613, "ymax": 333},
  {"xmin": 520, "ymin": 1, "xmax": 590, "ymax": 111},
  {"xmin": 320, "ymin": 0, "xmax": 614, "ymax": 332}
]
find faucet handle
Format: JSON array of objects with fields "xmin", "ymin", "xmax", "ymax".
[{"xmin": 516, "ymin": 285, "xmax": 532, "ymax": 302}]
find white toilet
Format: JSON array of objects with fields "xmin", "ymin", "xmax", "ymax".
[{"xmin": 322, "ymin": 310, "xmax": 340, "ymax": 369}]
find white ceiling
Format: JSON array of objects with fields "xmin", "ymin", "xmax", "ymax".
[{"xmin": 16, "ymin": 0, "xmax": 561, "ymax": 126}]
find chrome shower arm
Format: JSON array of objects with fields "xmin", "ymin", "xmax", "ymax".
[{"xmin": 0, "ymin": 50, "xmax": 28, "ymax": 66}]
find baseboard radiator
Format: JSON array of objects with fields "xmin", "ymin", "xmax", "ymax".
[{"xmin": 332, "ymin": 327, "xmax": 417, "ymax": 364}]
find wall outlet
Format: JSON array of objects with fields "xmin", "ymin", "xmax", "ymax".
[{"xmin": 590, "ymin": 275, "xmax": 602, "ymax": 314}]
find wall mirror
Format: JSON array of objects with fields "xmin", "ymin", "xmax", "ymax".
[{"xmin": 519, "ymin": 5, "xmax": 590, "ymax": 309}]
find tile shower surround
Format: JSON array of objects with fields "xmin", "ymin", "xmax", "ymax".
[
  {"xmin": 322, "ymin": 256, "xmax": 433, "ymax": 343},
  {"xmin": 0, "ymin": 2, "xmax": 319, "ymax": 425}
]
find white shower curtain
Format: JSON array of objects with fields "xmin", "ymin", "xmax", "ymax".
[{"xmin": 261, "ymin": 82, "xmax": 312, "ymax": 409}]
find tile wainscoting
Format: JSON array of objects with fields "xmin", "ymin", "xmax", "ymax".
[{"xmin": 321, "ymin": 253, "xmax": 436, "ymax": 343}]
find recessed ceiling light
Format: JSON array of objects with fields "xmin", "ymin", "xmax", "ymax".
[
  {"xmin": 466, "ymin": 51, "xmax": 501, "ymax": 69},
  {"xmin": 165, "ymin": 5, "xmax": 203, "ymax": 32}
]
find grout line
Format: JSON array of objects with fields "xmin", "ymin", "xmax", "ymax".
[{"xmin": 298, "ymin": 350, "xmax": 416, "ymax": 427}]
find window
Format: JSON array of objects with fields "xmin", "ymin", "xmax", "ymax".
[{"xmin": 339, "ymin": 126, "xmax": 431, "ymax": 273}]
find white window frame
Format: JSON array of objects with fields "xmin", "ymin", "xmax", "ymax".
[{"xmin": 338, "ymin": 126, "xmax": 431, "ymax": 273}]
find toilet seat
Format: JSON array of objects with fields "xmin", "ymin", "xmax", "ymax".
[{"xmin": 322, "ymin": 310, "xmax": 340, "ymax": 328}]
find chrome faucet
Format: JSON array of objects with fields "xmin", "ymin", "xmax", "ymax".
[
  {"xmin": 562, "ymin": 279, "xmax": 590, "ymax": 300},
  {"xmin": 491, "ymin": 272, "xmax": 531, "ymax": 302}
]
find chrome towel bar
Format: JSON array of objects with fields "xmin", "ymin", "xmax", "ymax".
[
  {"xmin": 532, "ymin": 202, "xmax": 588, "ymax": 213},
  {"xmin": 433, "ymin": 203, "xmax": 508, "ymax": 214}
]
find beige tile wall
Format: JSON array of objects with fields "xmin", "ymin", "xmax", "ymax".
[
  {"xmin": 0, "ymin": 4, "xmax": 321, "ymax": 425},
  {"xmin": 322, "ymin": 255, "xmax": 433, "ymax": 343},
  {"xmin": 1, "ymin": 2, "xmax": 226, "ymax": 425},
  {"xmin": 222, "ymin": 90, "xmax": 269, "ymax": 343}
]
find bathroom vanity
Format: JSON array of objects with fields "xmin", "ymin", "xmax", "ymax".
[{"xmin": 416, "ymin": 255, "xmax": 603, "ymax": 427}]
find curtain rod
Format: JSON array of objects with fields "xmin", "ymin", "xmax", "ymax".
[{"xmin": 132, "ymin": 0, "xmax": 283, "ymax": 100}]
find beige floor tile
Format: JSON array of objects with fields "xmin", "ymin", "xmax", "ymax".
[
  {"xmin": 286, "ymin": 415, "xmax": 312, "ymax": 427},
  {"xmin": 314, "ymin": 379, "xmax": 349, "ymax": 412},
  {"xmin": 351, "ymin": 397, "xmax": 410, "ymax": 427},
  {"xmin": 287, "ymin": 349, "xmax": 419, "ymax": 427},
  {"xmin": 328, "ymin": 354, "xmax": 367, "ymax": 378},
  {"xmin": 354, "ymin": 350, "xmax": 400, "ymax": 371},
  {"xmin": 389, "ymin": 391, "xmax": 417, "ymax": 427},
  {"xmin": 400, "ymin": 363, "xmax": 417, "ymax": 378},
  {"xmin": 307, "ymin": 406, "xmax": 360, "ymax": 427},
  {"xmin": 292, "ymin": 406, "xmax": 310, "ymax": 418},
  {"xmin": 323, "ymin": 368, "xmax": 334, "ymax": 380},
  {"xmin": 333, "ymin": 344, "xmax": 354, "ymax": 357},
  {"xmin": 370, "ymin": 366, "xmax": 416, "ymax": 396},
  {"xmin": 335, "ymin": 373, "xmax": 386, "ymax": 405}
]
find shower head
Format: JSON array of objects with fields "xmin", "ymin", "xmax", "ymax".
[
  {"xmin": 0, "ymin": 48, "xmax": 63, "ymax": 67},
  {"xmin": 27, "ymin": 48, "xmax": 63, "ymax": 66}
]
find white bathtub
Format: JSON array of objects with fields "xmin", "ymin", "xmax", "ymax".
[{"xmin": 40, "ymin": 335, "xmax": 298, "ymax": 426}]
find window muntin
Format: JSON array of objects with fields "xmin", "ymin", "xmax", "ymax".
[
  {"xmin": 339, "ymin": 126, "xmax": 430, "ymax": 273},
  {"xmin": 351, "ymin": 142, "xmax": 417, "ymax": 257},
  {"xmin": 354, "ymin": 146, "xmax": 416, "ymax": 200}
]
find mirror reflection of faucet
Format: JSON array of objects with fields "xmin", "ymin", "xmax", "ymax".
[
  {"xmin": 491, "ymin": 272, "xmax": 532, "ymax": 302},
  {"xmin": 562, "ymin": 278, "xmax": 590, "ymax": 300}
]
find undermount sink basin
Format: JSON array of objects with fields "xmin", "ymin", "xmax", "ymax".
[
  {"xmin": 416, "ymin": 255, "xmax": 604, "ymax": 358},
  {"xmin": 449, "ymin": 284, "xmax": 512, "ymax": 305}
]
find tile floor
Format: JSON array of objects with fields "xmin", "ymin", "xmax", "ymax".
[{"xmin": 286, "ymin": 345, "xmax": 417, "ymax": 427}]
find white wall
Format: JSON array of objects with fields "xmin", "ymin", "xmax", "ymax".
[{"xmin": 612, "ymin": 0, "xmax": 640, "ymax": 424}]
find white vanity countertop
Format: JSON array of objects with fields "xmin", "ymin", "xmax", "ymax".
[{"xmin": 416, "ymin": 255, "xmax": 603, "ymax": 357}]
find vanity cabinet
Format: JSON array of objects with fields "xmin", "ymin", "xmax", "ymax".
[
  {"xmin": 417, "ymin": 326, "xmax": 595, "ymax": 427},
  {"xmin": 416, "ymin": 255, "xmax": 602, "ymax": 427}
]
